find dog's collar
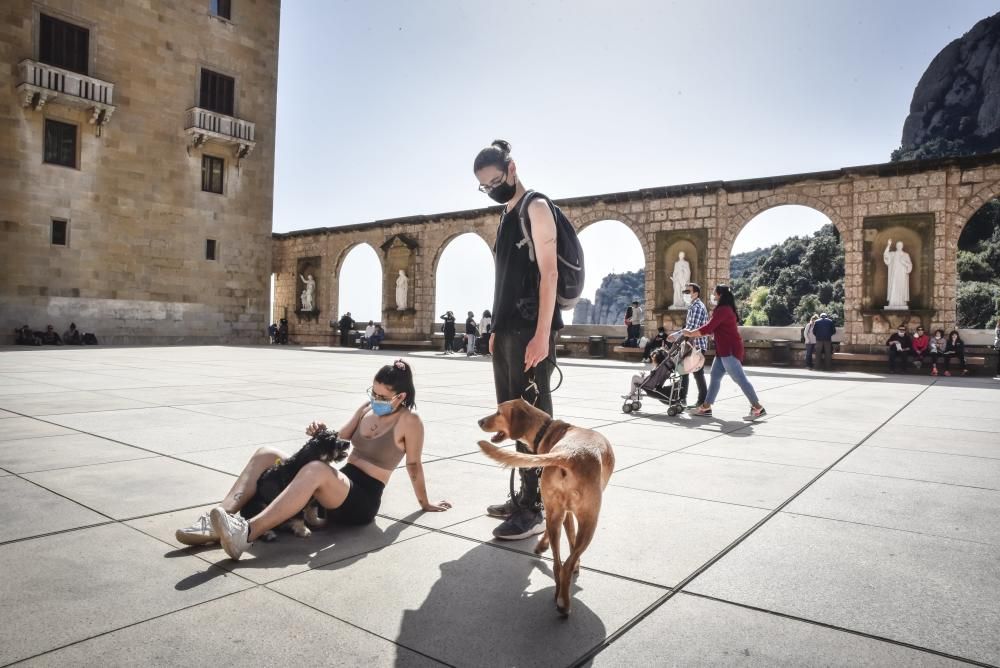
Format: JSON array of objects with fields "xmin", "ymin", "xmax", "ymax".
[{"xmin": 533, "ymin": 418, "xmax": 553, "ymax": 451}]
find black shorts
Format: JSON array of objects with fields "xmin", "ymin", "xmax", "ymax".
[{"xmin": 323, "ymin": 463, "xmax": 385, "ymax": 525}]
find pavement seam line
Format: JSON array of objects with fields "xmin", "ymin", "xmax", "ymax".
[{"xmin": 568, "ymin": 378, "xmax": 941, "ymax": 668}]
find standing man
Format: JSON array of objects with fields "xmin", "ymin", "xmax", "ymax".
[
  {"xmin": 473, "ymin": 139, "xmax": 561, "ymax": 540},
  {"xmin": 812, "ymin": 312, "xmax": 836, "ymax": 371},
  {"xmin": 625, "ymin": 300, "xmax": 642, "ymax": 347},
  {"xmin": 440, "ymin": 311, "xmax": 457, "ymax": 354},
  {"xmin": 337, "ymin": 312, "xmax": 355, "ymax": 348},
  {"xmin": 465, "ymin": 311, "xmax": 479, "ymax": 357},
  {"xmin": 670, "ymin": 283, "xmax": 708, "ymax": 408}
]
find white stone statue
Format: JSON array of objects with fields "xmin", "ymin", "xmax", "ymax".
[
  {"xmin": 299, "ymin": 273, "xmax": 316, "ymax": 312},
  {"xmin": 669, "ymin": 251, "xmax": 691, "ymax": 308},
  {"xmin": 883, "ymin": 239, "xmax": 913, "ymax": 310},
  {"xmin": 395, "ymin": 269, "xmax": 408, "ymax": 311}
]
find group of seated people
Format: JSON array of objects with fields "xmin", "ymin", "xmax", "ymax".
[
  {"xmin": 14, "ymin": 323, "xmax": 96, "ymax": 346},
  {"xmin": 361, "ymin": 321, "xmax": 386, "ymax": 350},
  {"xmin": 886, "ymin": 325, "xmax": 967, "ymax": 376}
]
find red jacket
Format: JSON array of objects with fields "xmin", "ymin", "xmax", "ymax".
[
  {"xmin": 700, "ymin": 305, "xmax": 744, "ymax": 362},
  {"xmin": 911, "ymin": 333, "xmax": 929, "ymax": 356}
]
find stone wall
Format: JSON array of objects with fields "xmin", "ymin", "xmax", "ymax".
[
  {"xmin": 273, "ymin": 153, "xmax": 1000, "ymax": 350},
  {"xmin": 0, "ymin": 0, "xmax": 280, "ymax": 344}
]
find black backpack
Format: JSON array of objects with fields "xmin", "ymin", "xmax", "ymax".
[{"xmin": 513, "ymin": 190, "xmax": 585, "ymax": 311}]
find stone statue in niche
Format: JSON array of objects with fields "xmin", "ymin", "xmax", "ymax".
[
  {"xmin": 670, "ymin": 251, "xmax": 691, "ymax": 308},
  {"xmin": 883, "ymin": 239, "xmax": 912, "ymax": 310},
  {"xmin": 395, "ymin": 270, "xmax": 408, "ymax": 311},
  {"xmin": 299, "ymin": 273, "xmax": 316, "ymax": 312}
]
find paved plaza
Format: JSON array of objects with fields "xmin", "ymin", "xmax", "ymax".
[{"xmin": 0, "ymin": 345, "xmax": 998, "ymax": 667}]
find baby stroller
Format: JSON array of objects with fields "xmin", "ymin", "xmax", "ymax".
[{"xmin": 621, "ymin": 339, "xmax": 703, "ymax": 417}]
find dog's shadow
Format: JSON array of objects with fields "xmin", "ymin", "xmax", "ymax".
[
  {"xmin": 393, "ymin": 542, "xmax": 607, "ymax": 667},
  {"xmin": 173, "ymin": 511, "xmax": 423, "ymax": 590}
]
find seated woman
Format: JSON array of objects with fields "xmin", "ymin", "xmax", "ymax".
[
  {"xmin": 910, "ymin": 326, "xmax": 929, "ymax": 368},
  {"xmin": 928, "ymin": 329, "xmax": 947, "ymax": 376},
  {"xmin": 175, "ymin": 360, "xmax": 450, "ymax": 560},
  {"xmin": 942, "ymin": 330, "xmax": 968, "ymax": 376}
]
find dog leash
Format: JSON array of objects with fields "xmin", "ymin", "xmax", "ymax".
[{"xmin": 521, "ymin": 358, "xmax": 564, "ymax": 406}]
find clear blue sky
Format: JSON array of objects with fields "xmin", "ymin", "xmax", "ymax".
[{"xmin": 271, "ymin": 1, "xmax": 997, "ymax": 323}]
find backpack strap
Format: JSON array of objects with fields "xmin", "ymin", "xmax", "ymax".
[{"xmin": 515, "ymin": 190, "xmax": 557, "ymax": 264}]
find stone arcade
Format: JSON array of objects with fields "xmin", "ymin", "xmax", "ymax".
[{"xmin": 272, "ymin": 152, "xmax": 1000, "ymax": 350}]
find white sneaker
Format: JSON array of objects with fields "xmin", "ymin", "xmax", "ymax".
[
  {"xmin": 175, "ymin": 512, "xmax": 218, "ymax": 546},
  {"xmin": 210, "ymin": 506, "xmax": 252, "ymax": 560}
]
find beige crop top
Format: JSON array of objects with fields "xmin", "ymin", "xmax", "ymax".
[{"xmin": 351, "ymin": 427, "xmax": 406, "ymax": 470}]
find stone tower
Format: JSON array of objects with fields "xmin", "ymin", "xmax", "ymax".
[{"xmin": 0, "ymin": 0, "xmax": 280, "ymax": 344}]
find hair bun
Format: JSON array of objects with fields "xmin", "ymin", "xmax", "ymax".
[{"xmin": 491, "ymin": 139, "xmax": 511, "ymax": 154}]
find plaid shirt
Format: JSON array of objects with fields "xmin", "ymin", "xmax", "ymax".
[{"xmin": 683, "ymin": 298, "xmax": 709, "ymax": 351}]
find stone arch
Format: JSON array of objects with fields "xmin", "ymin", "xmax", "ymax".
[
  {"xmin": 954, "ymin": 179, "xmax": 1000, "ymax": 235},
  {"xmin": 333, "ymin": 241, "xmax": 385, "ymax": 324},
  {"xmin": 574, "ymin": 208, "xmax": 650, "ymax": 258},
  {"xmin": 333, "ymin": 240, "xmax": 384, "ymax": 278},
  {"xmin": 722, "ymin": 193, "xmax": 848, "ymax": 261},
  {"xmin": 430, "ymin": 231, "xmax": 492, "ymax": 275}
]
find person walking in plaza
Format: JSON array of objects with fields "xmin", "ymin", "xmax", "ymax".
[
  {"xmin": 465, "ymin": 311, "xmax": 479, "ymax": 356},
  {"xmin": 994, "ymin": 319, "xmax": 1000, "ymax": 380},
  {"xmin": 473, "ymin": 139, "xmax": 561, "ymax": 540},
  {"xmin": 338, "ymin": 312, "xmax": 355, "ymax": 348},
  {"xmin": 440, "ymin": 311, "xmax": 456, "ymax": 354},
  {"xmin": 670, "ymin": 282, "xmax": 708, "ymax": 408},
  {"xmin": 175, "ymin": 361, "xmax": 450, "ymax": 560},
  {"xmin": 803, "ymin": 313, "xmax": 818, "ymax": 370},
  {"xmin": 812, "ymin": 312, "xmax": 836, "ymax": 371},
  {"xmin": 682, "ymin": 285, "xmax": 766, "ymax": 419}
]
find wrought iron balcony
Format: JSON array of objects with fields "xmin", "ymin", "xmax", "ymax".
[
  {"xmin": 184, "ymin": 107, "xmax": 256, "ymax": 159},
  {"xmin": 16, "ymin": 59, "xmax": 115, "ymax": 126}
]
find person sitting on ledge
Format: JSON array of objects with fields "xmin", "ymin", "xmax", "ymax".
[
  {"xmin": 63, "ymin": 323, "xmax": 83, "ymax": 345},
  {"xmin": 886, "ymin": 325, "xmax": 912, "ymax": 374},
  {"xmin": 15, "ymin": 325, "xmax": 40, "ymax": 346},
  {"xmin": 911, "ymin": 326, "xmax": 929, "ymax": 369},
  {"xmin": 175, "ymin": 360, "xmax": 451, "ymax": 560},
  {"xmin": 41, "ymin": 325, "xmax": 62, "ymax": 346},
  {"xmin": 941, "ymin": 330, "xmax": 968, "ymax": 377},
  {"xmin": 371, "ymin": 324, "xmax": 385, "ymax": 350}
]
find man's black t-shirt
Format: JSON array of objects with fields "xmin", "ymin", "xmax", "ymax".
[{"xmin": 492, "ymin": 196, "xmax": 563, "ymax": 334}]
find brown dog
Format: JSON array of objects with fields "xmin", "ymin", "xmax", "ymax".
[{"xmin": 478, "ymin": 399, "xmax": 615, "ymax": 616}]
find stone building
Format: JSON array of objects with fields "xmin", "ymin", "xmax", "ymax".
[
  {"xmin": 0, "ymin": 0, "xmax": 279, "ymax": 344},
  {"xmin": 273, "ymin": 152, "xmax": 1000, "ymax": 350}
]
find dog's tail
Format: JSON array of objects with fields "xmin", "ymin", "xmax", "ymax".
[{"xmin": 478, "ymin": 440, "xmax": 573, "ymax": 469}]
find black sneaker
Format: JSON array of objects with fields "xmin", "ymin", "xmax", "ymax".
[
  {"xmin": 493, "ymin": 507, "xmax": 545, "ymax": 540},
  {"xmin": 486, "ymin": 496, "xmax": 517, "ymax": 519}
]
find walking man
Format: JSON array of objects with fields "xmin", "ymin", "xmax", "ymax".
[
  {"xmin": 812, "ymin": 312, "xmax": 836, "ymax": 371},
  {"xmin": 671, "ymin": 283, "xmax": 708, "ymax": 408},
  {"xmin": 473, "ymin": 139, "xmax": 561, "ymax": 540}
]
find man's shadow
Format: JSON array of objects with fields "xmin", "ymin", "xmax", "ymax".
[
  {"xmin": 172, "ymin": 511, "xmax": 423, "ymax": 590},
  {"xmin": 393, "ymin": 542, "xmax": 607, "ymax": 668}
]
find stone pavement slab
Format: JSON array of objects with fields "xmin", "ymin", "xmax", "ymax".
[
  {"xmin": 784, "ymin": 471, "xmax": 1000, "ymax": 545},
  {"xmin": 0, "ymin": 416, "xmax": 76, "ymax": 441},
  {"xmin": 592, "ymin": 592, "xmax": 964, "ymax": 667},
  {"xmin": 0, "ymin": 433, "xmax": 156, "ymax": 473},
  {"xmin": 611, "ymin": 451, "xmax": 821, "ymax": 509},
  {"xmin": 682, "ymin": 433, "xmax": 854, "ymax": 469},
  {"xmin": 861, "ymin": 422, "xmax": 1000, "ymax": 459},
  {"xmin": 23, "ymin": 456, "xmax": 235, "ymax": 519},
  {"xmin": 0, "ymin": 476, "xmax": 107, "ymax": 542},
  {"xmin": 689, "ymin": 513, "xmax": 1000, "ymax": 665},
  {"xmin": 128, "ymin": 505, "xmax": 431, "ymax": 585},
  {"xmin": 836, "ymin": 444, "xmax": 1000, "ymax": 489},
  {"xmin": 21, "ymin": 587, "xmax": 443, "ymax": 667},
  {"xmin": 0, "ymin": 523, "xmax": 250, "ymax": 665},
  {"xmin": 97, "ymin": 421, "xmax": 305, "ymax": 455},
  {"xmin": 270, "ymin": 531, "xmax": 664, "ymax": 668},
  {"xmin": 0, "ymin": 390, "xmax": 155, "ymax": 416}
]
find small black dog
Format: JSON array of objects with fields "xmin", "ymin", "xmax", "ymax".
[{"xmin": 239, "ymin": 428, "xmax": 351, "ymax": 541}]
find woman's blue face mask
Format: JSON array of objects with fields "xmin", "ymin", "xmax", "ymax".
[{"xmin": 367, "ymin": 387, "xmax": 399, "ymax": 416}]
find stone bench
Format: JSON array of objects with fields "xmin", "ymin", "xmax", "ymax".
[
  {"xmin": 378, "ymin": 339, "xmax": 433, "ymax": 350},
  {"xmin": 833, "ymin": 351, "xmax": 986, "ymax": 367},
  {"xmin": 612, "ymin": 345, "xmax": 645, "ymax": 357}
]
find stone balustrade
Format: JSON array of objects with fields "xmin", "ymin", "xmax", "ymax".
[
  {"xmin": 16, "ymin": 59, "xmax": 115, "ymax": 124},
  {"xmin": 184, "ymin": 107, "xmax": 256, "ymax": 158}
]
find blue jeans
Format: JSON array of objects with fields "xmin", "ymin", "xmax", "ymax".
[{"xmin": 705, "ymin": 355, "xmax": 760, "ymax": 406}]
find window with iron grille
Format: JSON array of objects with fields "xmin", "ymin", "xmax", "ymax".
[
  {"xmin": 206, "ymin": 239, "xmax": 218, "ymax": 261},
  {"xmin": 201, "ymin": 155, "xmax": 224, "ymax": 194},
  {"xmin": 200, "ymin": 69, "xmax": 235, "ymax": 116},
  {"xmin": 43, "ymin": 119, "xmax": 77, "ymax": 168},
  {"xmin": 51, "ymin": 219, "xmax": 68, "ymax": 246},
  {"xmin": 39, "ymin": 14, "xmax": 89, "ymax": 75},
  {"xmin": 210, "ymin": 0, "xmax": 232, "ymax": 20}
]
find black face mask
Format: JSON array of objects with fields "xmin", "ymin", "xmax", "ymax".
[{"xmin": 487, "ymin": 176, "xmax": 517, "ymax": 204}]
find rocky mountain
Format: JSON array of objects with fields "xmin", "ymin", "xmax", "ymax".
[
  {"xmin": 572, "ymin": 269, "xmax": 644, "ymax": 325},
  {"xmin": 893, "ymin": 12, "xmax": 1000, "ymax": 161}
]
